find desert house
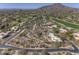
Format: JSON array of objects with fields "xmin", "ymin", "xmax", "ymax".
[
  {"xmin": 48, "ymin": 32, "xmax": 62, "ymax": 42},
  {"xmin": 73, "ymin": 32, "xmax": 79, "ymax": 40}
]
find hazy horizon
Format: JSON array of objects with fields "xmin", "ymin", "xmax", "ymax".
[{"xmin": 0, "ymin": 3, "xmax": 79, "ymax": 9}]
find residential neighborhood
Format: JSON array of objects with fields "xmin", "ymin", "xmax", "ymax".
[{"xmin": 0, "ymin": 3, "xmax": 79, "ymax": 55}]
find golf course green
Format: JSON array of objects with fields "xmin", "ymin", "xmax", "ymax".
[{"xmin": 52, "ymin": 17, "xmax": 79, "ymax": 30}]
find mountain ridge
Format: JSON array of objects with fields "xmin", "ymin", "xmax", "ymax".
[{"xmin": 35, "ymin": 3, "xmax": 79, "ymax": 17}]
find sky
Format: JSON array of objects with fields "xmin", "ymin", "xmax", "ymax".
[{"xmin": 0, "ymin": 3, "xmax": 79, "ymax": 9}]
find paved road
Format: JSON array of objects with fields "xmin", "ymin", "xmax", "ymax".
[
  {"xmin": 3, "ymin": 29, "xmax": 25, "ymax": 45},
  {"xmin": 69, "ymin": 40, "xmax": 79, "ymax": 50},
  {"xmin": 0, "ymin": 44, "xmax": 76, "ymax": 52},
  {"xmin": 2, "ymin": 19, "xmax": 28, "ymax": 44},
  {"xmin": 3, "ymin": 17, "xmax": 36, "ymax": 44}
]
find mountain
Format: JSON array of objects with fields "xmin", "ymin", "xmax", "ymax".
[{"xmin": 36, "ymin": 3, "xmax": 79, "ymax": 17}]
